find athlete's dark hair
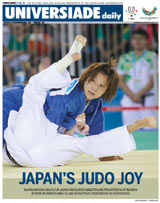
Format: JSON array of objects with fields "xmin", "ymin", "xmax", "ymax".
[{"xmin": 79, "ymin": 59, "xmax": 119, "ymax": 101}]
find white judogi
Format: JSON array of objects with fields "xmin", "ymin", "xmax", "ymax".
[{"xmin": 3, "ymin": 63, "xmax": 136, "ymax": 167}]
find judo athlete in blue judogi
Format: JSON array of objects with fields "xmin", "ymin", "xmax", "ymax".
[
  {"xmin": 3, "ymin": 35, "xmax": 156, "ymax": 167},
  {"xmin": 3, "ymin": 79, "xmax": 103, "ymax": 140}
]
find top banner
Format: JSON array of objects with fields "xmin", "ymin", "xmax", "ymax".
[{"xmin": 3, "ymin": 4, "xmax": 123, "ymax": 22}]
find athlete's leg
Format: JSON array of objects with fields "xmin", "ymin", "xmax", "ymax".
[
  {"xmin": 27, "ymin": 116, "xmax": 157, "ymax": 167},
  {"xmin": 27, "ymin": 125, "xmax": 134, "ymax": 167},
  {"xmin": 81, "ymin": 116, "xmax": 156, "ymax": 158},
  {"xmin": 4, "ymin": 35, "xmax": 87, "ymax": 153}
]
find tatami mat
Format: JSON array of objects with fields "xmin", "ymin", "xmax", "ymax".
[{"xmin": 3, "ymin": 150, "xmax": 158, "ymax": 179}]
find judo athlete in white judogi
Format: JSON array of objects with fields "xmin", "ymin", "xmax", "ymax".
[{"xmin": 3, "ymin": 35, "xmax": 156, "ymax": 167}]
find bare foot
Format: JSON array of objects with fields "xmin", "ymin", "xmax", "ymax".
[
  {"xmin": 140, "ymin": 116, "xmax": 157, "ymax": 128},
  {"xmin": 70, "ymin": 35, "xmax": 87, "ymax": 61},
  {"xmin": 75, "ymin": 35, "xmax": 87, "ymax": 47}
]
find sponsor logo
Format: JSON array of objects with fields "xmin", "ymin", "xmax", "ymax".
[
  {"xmin": 126, "ymin": 6, "xmax": 138, "ymax": 18},
  {"xmin": 142, "ymin": 7, "xmax": 157, "ymax": 16}
]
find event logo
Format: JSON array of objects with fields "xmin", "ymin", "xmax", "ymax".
[
  {"xmin": 126, "ymin": 6, "xmax": 138, "ymax": 18},
  {"xmin": 142, "ymin": 7, "xmax": 157, "ymax": 16}
]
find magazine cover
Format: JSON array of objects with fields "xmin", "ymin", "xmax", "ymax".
[{"xmin": 2, "ymin": 0, "xmax": 159, "ymax": 201}]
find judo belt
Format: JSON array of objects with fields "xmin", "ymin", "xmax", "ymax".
[
  {"xmin": 141, "ymin": 93, "xmax": 154, "ymax": 106},
  {"xmin": 4, "ymin": 142, "xmax": 22, "ymax": 167}
]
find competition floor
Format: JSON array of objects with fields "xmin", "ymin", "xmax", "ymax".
[{"xmin": 3, "ymin": 130, "xmax": 158, "ymax": 179}]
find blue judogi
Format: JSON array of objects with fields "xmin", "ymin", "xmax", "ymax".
[{"xmin": 3, "ymin": 79, "xmax": 104, "ymax": 144}]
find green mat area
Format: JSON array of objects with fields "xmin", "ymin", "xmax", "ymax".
[{"xmin": 132, "ymin": 130, "xmax": 158, "ymax": 150}]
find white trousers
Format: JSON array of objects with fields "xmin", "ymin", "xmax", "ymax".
[{"xmin": 4, "ymin": 64, "xmax": 136, "ymax": 167}]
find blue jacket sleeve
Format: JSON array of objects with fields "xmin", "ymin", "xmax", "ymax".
[
  {"xmin": 44, "ymin": 83, "xmax": 86, "ymax": 131},
  {"xmin": 44, "ymin": 94, "xmax": 81, "ymax": 130},
  {"xmin": 44, "ymin": 94, "xmax": 68, "ymax": 127}
]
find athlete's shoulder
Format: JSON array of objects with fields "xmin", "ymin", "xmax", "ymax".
[
  {"xmin": 3, "ymin": 83, "xmax": 26, "ymax": 95},
  {"xmin": 10, "ymin": 83, "xmax": 26, "ymax": 88},
  {"xmin": 4, "ymin": 83, "xmax": 25, "ymax": 91},
  {"xmin": 3, "ymin": 83, "xmax": 24, "ymax": 105},
  {"xmin": 48, "ymin": 79, "xmax": 79, "ymax": 97},
  {"xmin": 65, "ymin": 79, "xmax": 79, "ymax": 95}
]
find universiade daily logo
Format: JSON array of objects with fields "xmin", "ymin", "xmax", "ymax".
[
  {"xmin": 142, "ymin": 7, "xmax": 157, "ymax": 16},
  {"xmin": 3, "ymin": 5, "xmax": 123, "ymax": 22}
]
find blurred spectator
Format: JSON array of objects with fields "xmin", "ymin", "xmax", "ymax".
[
  {"xmin": 3, "ymin": 23, "xmax": 31, "ymax": 85},
  {"xmin": 3, "ymin": 24, "xmax": 12, "ymax": 86},
  {"xmin": 3, "ymin": 24, "xmax": 11, "ymax": 54},
  {"xmin": 29, "ymin": 24, "xmax": 53, "ymax": 57},
  {"xmin": 28, "ymin": 24, "xmax": 53, "ymax": 74},
  {"xmin": 97, "ymin": 24, "xmax": 129, "ymax": 60},
  {"xmin": 117, "ymin": 29, "xmax": 158, "ymax": 126},
  {"xmin": 97, "ymin": 24, "xmax": 158, "ymax": 61},
  {"xmin": 123, "ymin": 24, "xmax": 158, "ymax": 52}
]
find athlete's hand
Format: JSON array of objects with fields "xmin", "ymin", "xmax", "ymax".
[
  {"xmin": 131, "ymin": 93, "xmax": 142, "ymax": 103},
  {"xmin": 76, "ymin": 123, "xmax": 90, "ymax": 135},
  {"xmin": 76, "ymin": 113, "xmax": 90, "ymax": 135},
  {"xmin": 38, "ymin": 57, "xmax": 51, "ymax": 72},
  {"xmin": 76, "ymin": 113, "xmax": 86, "ymax": 124}
]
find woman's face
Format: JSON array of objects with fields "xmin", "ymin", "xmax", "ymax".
[{"xmin": 84, "ymin": 72, "xmax": 108, "ymax": 101}]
